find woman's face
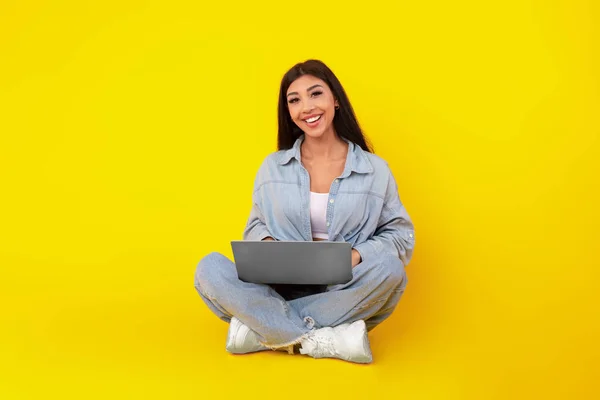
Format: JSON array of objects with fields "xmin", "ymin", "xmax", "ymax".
[{"xmin": 286, "ymin": 75, "xmax": 339, "ymax": 139}]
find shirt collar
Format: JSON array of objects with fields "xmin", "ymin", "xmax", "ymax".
[{"xmin": 276, "ymin": 134, "xmax": 373, "ymax": 176}]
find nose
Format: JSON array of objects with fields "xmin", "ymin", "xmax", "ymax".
[{"xmin": 302, "ymin": 99, "xmax": 316, "ymax": 114}]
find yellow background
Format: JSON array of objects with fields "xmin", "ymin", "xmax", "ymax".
[{"xmin": 1, "ymin": 1, "xmax": 599, "ymax": 398}]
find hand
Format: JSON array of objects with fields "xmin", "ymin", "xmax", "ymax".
[
  {"xmin": 351, "ymin": 249, "xmax": 362, "ymax": 268},
  {"xmin": 262, "ymin": 236, "xmax": 275, "ymax": 241}
]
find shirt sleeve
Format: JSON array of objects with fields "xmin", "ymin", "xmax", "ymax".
[
  {"xmin": 353, "ymin": 168, "xmax": 416, "ymax": 266},
  {"xmin": 242, "ymin": 162, "xmax": 273, "ymax": 241}
]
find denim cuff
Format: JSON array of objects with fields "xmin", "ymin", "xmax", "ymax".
[{"xmin": 353, "ymin": 240, "xmax": 380, "ymax": 264}]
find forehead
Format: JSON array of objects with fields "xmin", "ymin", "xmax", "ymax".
[{"xmin": 287, "ymin": 75, "xmax": 329, "ymax": 94}]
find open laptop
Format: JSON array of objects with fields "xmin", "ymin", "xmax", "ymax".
[{"xmin": 231, "ymin": 240, "xmax": 353, "ymax": 285}]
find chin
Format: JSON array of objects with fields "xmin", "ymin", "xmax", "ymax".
[
  {"xmin": 303, "ymin": 124, "xmax": 334, "ymax": 138},
  {"xmin": 303, "ymin": 130, "xmax": 326, "ymax": 139}
]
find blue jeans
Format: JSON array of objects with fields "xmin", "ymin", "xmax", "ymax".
[{"xmin": 194, "ymin": 252, "xmax": 408, "ymax": 348}]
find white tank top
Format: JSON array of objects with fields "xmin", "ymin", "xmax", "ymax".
[{"xmin": 310, "ymin": 192, "xmax": 329, "ymax": 240}]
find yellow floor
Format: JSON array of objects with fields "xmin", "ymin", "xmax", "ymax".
[{"xmin": 1, "ymin": 248, "xmax": 597, "ymax": 399}]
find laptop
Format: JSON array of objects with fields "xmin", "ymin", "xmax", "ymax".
[{"xmin": 231, "ymin": 240, "xmax": 353, "ymax": 285}]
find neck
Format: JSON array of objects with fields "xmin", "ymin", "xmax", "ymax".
[{"xmin": 301, "ymin": 130, "xmax": 347, "ymax": 160}]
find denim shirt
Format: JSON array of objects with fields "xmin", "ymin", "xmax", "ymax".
[{"xmin": 243, "ymin": 135, "xmax": 416, "ymax": 267}]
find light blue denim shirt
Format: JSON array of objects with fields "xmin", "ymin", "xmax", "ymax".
[{"xmin": 243, "ymin": 135, "xmax": 416, "ymax": 267}]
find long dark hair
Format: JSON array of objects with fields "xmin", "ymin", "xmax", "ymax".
[{"xmin": 277, "ymin": 59, "xmax": 373, "ymax": 153}]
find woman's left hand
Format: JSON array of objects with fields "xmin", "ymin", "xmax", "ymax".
[{"xmin": 351, "ymin": 249, "xmax": 362, "ymax": 268}]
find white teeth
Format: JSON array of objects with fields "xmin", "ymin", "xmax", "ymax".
[{"xmin": 305, "ymin": 115, "xmax": 321, "ymax": 123}]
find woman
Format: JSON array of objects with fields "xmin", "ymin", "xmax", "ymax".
[{"xmin": 194, "ymin": 59, "xmax": 415, "ymax": 364}]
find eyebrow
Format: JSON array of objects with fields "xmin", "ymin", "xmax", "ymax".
[{"xmin": 287, "ymin": 84, "xmax": 324, "ymax": 97}]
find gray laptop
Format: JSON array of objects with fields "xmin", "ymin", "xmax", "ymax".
[{"xmin": 231, "ymin": 240, "xmax": 353, "ymax": 285}]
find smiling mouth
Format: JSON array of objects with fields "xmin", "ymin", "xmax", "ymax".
[{"xmin": 303, "ymin": 115, "xmax": 322, "ymax": 123}]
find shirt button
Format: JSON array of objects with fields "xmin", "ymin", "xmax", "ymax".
[
  {"xmin": 334, "ymin": 179, "xmax": 339, "ymax": 183},
  {"xmin": 326, "ymin": 222, "xmax": 330, "ymax": 227},
  {"xmin": 329, "ymin": 199, "xmax": 334, "ymax": 204},
  {"xmin": 409, "ymin": 233, "xmax": 413, "ymax": 238}
]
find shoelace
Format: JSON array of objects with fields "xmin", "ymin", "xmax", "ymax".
[{"xmin": 306, "ymin": 334, "xmax": 337, "ymax": 358}]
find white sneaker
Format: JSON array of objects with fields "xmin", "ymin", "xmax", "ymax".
[
  {"xmin": 226, "ymin": 317, "xmax": 269, "ymax": 354},
  {"xmin": 225, "ymin": 317, "xmax": 294, "ymax": 354},
  {"xmin": 299, "ymin": 320, "xmax": 373, "ymax": 363}
]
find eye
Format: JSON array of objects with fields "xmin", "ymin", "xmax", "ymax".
[
  {"xmin": 311, "ymin": 91, "xmax": 323, "ymax": 97},
  {"xmin": 288, "ymin": 98, "xmax": 299, "ymax": 104}
]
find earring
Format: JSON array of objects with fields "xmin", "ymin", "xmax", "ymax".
[{"xmin": 335, "ymin": 105, "xmax": 340, "ymax": 110}]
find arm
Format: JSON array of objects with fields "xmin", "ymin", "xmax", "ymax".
[
  {"xmin": 243, "ymin": 202, "xmax": 274, "ymax": 241},
  {"xmin": 352, "ymin": 169, "xmax": 415, "ymax": 267}
]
